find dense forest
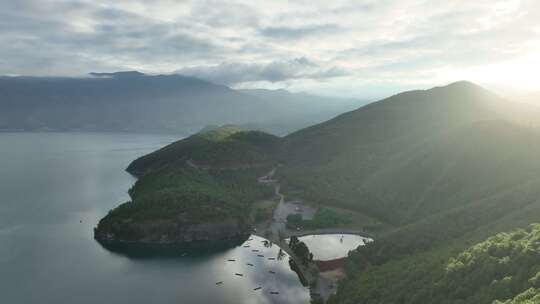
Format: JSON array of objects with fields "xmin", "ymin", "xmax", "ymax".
[
  {"xmin": 331, "ymin": 224, "xmax": 540, "ymax": 304},
  {"xmin": 274, "ymin": 82, "xmax": 540, "ymax": 303},
  {"xmin": 95, "ymin": 126, "xmax": 278, "ymax": 242}
]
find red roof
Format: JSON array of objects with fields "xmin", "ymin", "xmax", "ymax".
[{"xmin": 316, "ymin": 257, "xmax": 347, "ymax": 272}]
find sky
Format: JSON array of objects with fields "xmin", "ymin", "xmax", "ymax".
[{"xmin": 1, "ymin": 0, "xmax": 539, "ymax": 98}]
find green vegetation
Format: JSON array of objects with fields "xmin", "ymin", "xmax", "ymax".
[
  {"xmin": 286, "ymin": 208, "xmax": 351, "ymax": 230},
  {"xmin": 331, "ymin": 224, "xmax": 540, "ymax": 304},
  {"xmin": 496, "ymin": 288, "xmax": 540, "ymax": 304},
  {"xmin": 127, "ymin": 125, "xmax": 281, "ymax": 176},
  {"xmin": 97, "ymin": 167, "xmax": 274, "ymax": 241},
  {"xmin": 96, "ymin": 81, "xmax": 540, "ymax": 303},
  {"xmin": 96, "ymin": 126, "xmax": 279, "ymax": 242},
  {"xmin": 279, "ymin": 82, "xmax": 540, "ymax": 225},
  {"xmin": 274, "ymin": 82, "xmax": 540, "ymax": 303},
  {"xmin": 252, "ymin": 200, "xmax": 277, "ymax": 223},
  {"xmin": 289, "ymin": 236, "xmax": 314, "ymax": 265}
]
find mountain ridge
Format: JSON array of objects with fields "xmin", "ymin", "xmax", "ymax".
[
  {"xmin": 0, "ymin": 72, "xmax": 365, "ymax": 135},
  {"xmin": 90, "ymin": 80, "xmax": 540, "ymax": 303}
]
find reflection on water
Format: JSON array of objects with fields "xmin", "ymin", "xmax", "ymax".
[
  {"xmin": 0, "ymin": 133, "xmax": 309, "ymax": 304},
  {"xmin": 97, "ymin": 237, "xmax": 248, "ymax": 259},
  {"xmin": 299, "ymin": 234, "xmax": 371, "ymax": 260}
]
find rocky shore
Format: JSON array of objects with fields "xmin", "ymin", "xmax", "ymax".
[{"xmin": 94, "ymin": 218, "xmax": 251, "ymax": 246}]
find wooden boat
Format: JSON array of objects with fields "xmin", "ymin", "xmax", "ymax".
[
  {"xmin": 227, "ymin": 259, "xmax": 236, "ymax": 262},
  {"xmin": 253, "ymin": 287, "xmax": 262, "ymax": 291},
  {"xmin": 235, "ymin": 273, "xmax": 244, "ymax": 277},
  {"xmin": 215, "ymin": 281, "xmax": 223, "ymax": 285}
]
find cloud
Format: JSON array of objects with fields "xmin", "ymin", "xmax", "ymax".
[
  {"xmin": 175, "ymin": 57, "xmax": 349, "ymax": 85},
  {"xmin": 0, "ymin": 0, "xmax": 539, "ymax": 96},
  {"xmin": 259, "ymin": 24, "xmax": 342, "ymax": 40}
]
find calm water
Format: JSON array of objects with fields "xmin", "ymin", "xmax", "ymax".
[
  {"xmin": 0, "ymin": 132, "xmax": 309, "ymax": 304},
  {"xmin": 299, "ymin": 234, "xmax": 370, "ymax": 260}
]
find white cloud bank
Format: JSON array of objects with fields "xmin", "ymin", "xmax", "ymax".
[{"xmin": 0, "ymin": 0, "xmax": 539, "ymax": 97}]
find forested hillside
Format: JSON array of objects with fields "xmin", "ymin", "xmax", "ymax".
[
  {"xmin": 279, "ymin": 82, "xmax": 540, "ymax": 224},
  {"xmin": 95, "ymin": 126, "xmax": 278, "ymax": 244},
  {"xmin": 273, "ymin": 81, "xmax": 540, "ymax": 303},
  {"xmin": 332, "ymin": 223, "xmax": 540, "ymax": 304}
]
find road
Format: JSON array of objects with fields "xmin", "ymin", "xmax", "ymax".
[{"xmin": 254, "ymin": 167, "xmax": 370, "ymax": 303}]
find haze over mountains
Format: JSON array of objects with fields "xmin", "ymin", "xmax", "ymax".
[
  {"xmin": 0, "ymin": 71, "xmax": 366, "ymax": 135},
  {"xmin": 269, "ymin": 81, "xmax": 540, "ymax": 304},
  {"xmin": 517, "ymin": 92, "xmax": 540, "ymax": 106},
  {"xmin": 281, "ymin": 81, "xmax": 540, "ymax": 223},
  {"xmin": 95, "ymin": 80, "xmax": 540, "ymax": 239},
  {"xmin": 93, "ymin": 79, "xmax": 540, "ymax": 304}
]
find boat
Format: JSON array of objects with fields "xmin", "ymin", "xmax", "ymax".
[
  {"xmin": 268, "ymin": 271, "xmax": 276, "ymax": 274},
  {"xmin": 270, "ymin": 291, "xmax": 280, "ymax": 295},
  {"xmin": 247, "ymin": 263, "xmax": 254, "ymax": 266},
  {"xmin": 215, "ymin": 281, "xmax": 223, "ymax": 285},
  {"xmin": 227, "ymin": 259, "xmax": 236, "ymax": 262},
  {"xmin": 253, "ymin": 287, "xmax": 262, "ymax": 291},
  {"xmin": 252, "ymin": 249, "xmax": 259, "ymax": 252},
  {"xmin": 267, "ymin": 257, "xmax": 275, "ymax": 260},
  {"xmin": 257, "ymin": 254, "xmax": 264, "ymax": 257},
  {"xmin": 235, "ymin": 273, "xmax": 244, "ymax": 277}
]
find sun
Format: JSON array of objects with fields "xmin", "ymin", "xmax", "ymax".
[{"xmin": 439, "ymin": 42, "xmax": 540, "ymax": 94}]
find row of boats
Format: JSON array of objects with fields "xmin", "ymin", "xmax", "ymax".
[{"xmin": 215, "ymin": 238, "xmax": 281, "ymax": 294}]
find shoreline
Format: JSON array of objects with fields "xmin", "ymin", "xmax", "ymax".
[{"xmin": 251, "ymin": 168, "xmax": 374, "ymax": 303}]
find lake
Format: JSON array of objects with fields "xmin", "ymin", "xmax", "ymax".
[
  {"xmin": 0, "ymin": 132, "xmax": 310, "ymax": 304},
  {"xmin": 298, "ymin": 234, "xmax": 371, "ymax": 261}
]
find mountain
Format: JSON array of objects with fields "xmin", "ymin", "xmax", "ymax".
[
  {"xmin": 94, "ymin": 80, "xmax": 540, "ymax": 303},
  {"xmin": 279, "ymin": 81, "xmax": 540, "ymax": 223},
  {"xmin": 272, "ymin": 81, "xmax": 540, "ymax": 303},
  {"xmin": 239, "ymin": 88, "xmax": 368, "ymax": 133},
  {"xmin": 127, "ymin": 125, "xmax": 281, "ymax": 176},
  {"xmin": 94, "ymin": 126, "xmax": 279, "ymax": 246},
  {"xmin": 0, "ymin": 72, "xmax": 365, "ymax": 135}
]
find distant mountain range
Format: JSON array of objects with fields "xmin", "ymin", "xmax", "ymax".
[{"xmin": 0, "ymin": 71, "xmax": 367, "ymax": 135}]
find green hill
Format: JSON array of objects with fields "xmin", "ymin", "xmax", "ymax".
[
  {"xmin": 273, "ymin": 82, "xmax": 540, "ymax": 303},
  {"xmin": 94, "ymin": 126, "xmax": 279, "ymax": 244},
  {"xmin": 332, "ymin": 221, "xmax": 540, "ymax": 304},
  {"xmin": 95, "ymin": 81, "xmax": 540, "ymax": 303},
  {"xmin": 127, "ymin": 125, "xmax": 281, "ymax": 176},
  {"xmin": 279, "ymin": 82, "xmax": 540, "ymax": 224}
]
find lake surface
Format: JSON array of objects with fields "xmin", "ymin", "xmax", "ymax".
[
  {"xmin": 299, "ymin": 234, "xmax": 371, "ymax": 260},
  {"xmin": 0, "ymin": 132, "xmax": 309, "ymax": 304}
]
